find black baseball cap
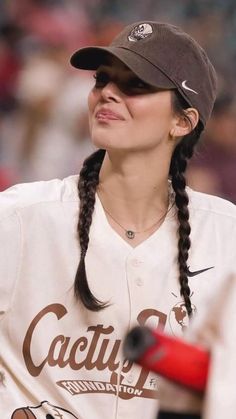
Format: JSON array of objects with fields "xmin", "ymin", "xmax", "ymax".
[{"xmin": 70, "ymin": 21, "xmax": 217, "ymax": 126}]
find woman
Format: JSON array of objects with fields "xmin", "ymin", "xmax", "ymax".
[{"xmin": 1, "ymin": 21, "xmax": 236, "ymax": 419}]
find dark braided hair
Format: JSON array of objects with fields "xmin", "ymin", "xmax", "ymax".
[
  {"xmin": 74, "ymin": 91, "xmax": 204, "ymax": 315},
  {"xmin": 74, "ymin": 148, "xmax": 108, "ymax": 311},
  {"xmin": 170, "ymin": 92, "xmax": 204, "ymax": 316}
]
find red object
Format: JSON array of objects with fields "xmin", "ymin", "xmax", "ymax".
[{"xmin": 124, "ymin": 326, "xmax": 210, "ymax": 393}]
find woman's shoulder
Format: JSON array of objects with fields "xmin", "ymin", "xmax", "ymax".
[
  {"xmin": 187, "ymin": 187, "xmax": 236, "ymax": 220},
  {"xmin": 0, "ymin": 175, "xmax": 79, "ymax": 220}
]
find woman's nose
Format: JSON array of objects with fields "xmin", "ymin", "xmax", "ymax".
[{"xmin": 100, "ymin": 81, "xmax": 122, "ymax": 102}]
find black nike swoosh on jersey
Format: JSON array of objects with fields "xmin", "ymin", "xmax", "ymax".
[{"xmin": 187, "ymin": 266, "xmax": 214, "ymax": 277}]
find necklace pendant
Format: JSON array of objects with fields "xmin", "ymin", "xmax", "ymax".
[{"xmin": 126, "ymin": 230, "xmax": 135, "ymax": 240}]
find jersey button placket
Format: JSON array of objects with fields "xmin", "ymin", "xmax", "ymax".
[
  {"xmin": 126, "ymin": 256, "xmax": 145, "ymax": 317},
  {"xmin": 130, "ymin": 259, "xmax": 144, "ymax": 287}
]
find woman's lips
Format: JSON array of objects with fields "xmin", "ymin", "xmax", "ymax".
[{"xmin": 95, "ymin": 108, "xmax": 125, "ymax": 121}]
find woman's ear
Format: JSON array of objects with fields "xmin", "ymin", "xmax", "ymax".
[{"xmin": 170, "ymin": 108, "xmax": 199, "ymax": 139}]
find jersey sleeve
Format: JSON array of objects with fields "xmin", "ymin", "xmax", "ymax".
[{"xmin": 0, "ymin": 212, "xmax": 21, "ymax": 318}]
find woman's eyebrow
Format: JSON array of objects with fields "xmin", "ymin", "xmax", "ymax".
[{"xmin": 95, "ymin": 69, "xmax": 157, "ymax": 91}]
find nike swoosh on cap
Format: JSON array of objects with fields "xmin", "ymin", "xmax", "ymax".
[
  {"xmin": 181, "ymin": 80, "xmax": 198, "ymax": 95},
  {"xmin": 187, "ymin": 266, "xmax": 214, "ymax": 277}
]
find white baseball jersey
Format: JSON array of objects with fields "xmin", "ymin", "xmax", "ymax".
[{"xmin": 0, "ymin": 175, "xmax": 236, "ymax": 419}]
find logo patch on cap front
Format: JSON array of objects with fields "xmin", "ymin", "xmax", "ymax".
[{"xmin": 128, "ymin": 23, "xmax": 153, "ymax": 42}]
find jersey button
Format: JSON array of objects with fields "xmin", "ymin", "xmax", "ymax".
[
  {"xmin": 127, "ymin": 374, "xmax": 134, "ymax": 383},
  {"xmin": 135, "ymin": 277, "xmax": 143, "ymax": 286},
  {"xmin": 131, "ymin": 258, "xmax": 142, "ymax": 267}
]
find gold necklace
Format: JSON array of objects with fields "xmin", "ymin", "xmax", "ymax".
[{"xmin": 102, "ymin": 204, "xmax": 171, "ymax": 240}]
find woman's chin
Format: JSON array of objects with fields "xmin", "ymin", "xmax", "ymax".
[{"xmin": 91, "ymin": 136, "xmax": 123, "ymax": 150}]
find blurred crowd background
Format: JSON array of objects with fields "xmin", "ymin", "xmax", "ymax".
[{"xmin": 0, "ymin": 0, "xmax": 236, "ymax": 202}]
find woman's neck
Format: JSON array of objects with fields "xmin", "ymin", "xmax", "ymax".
[{"xmin": 97, "ymin": 150, "xmax": 171, "ymax": 230}]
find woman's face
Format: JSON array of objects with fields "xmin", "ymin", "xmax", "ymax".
[{"xmin": 88, "ymin": 56, "xmax": 177, "ymax": 152}]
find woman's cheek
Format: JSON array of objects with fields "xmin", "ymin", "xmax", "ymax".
[{"xmin": 87, "ymin": 89, "xmax": 98, "ymax": 114}]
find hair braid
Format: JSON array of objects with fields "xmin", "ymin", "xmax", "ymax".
[
  {"xmin": 170, "ymin": 126, "xmax": 203, "ymax": 316},
  {"xmin": 74, "ymin": 148, "xmax": 108, "ymax": 311}
]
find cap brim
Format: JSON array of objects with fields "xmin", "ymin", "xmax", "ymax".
[{"xmin": 70, "ymin": 46, "xmax": 175, "ymax": 90}]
